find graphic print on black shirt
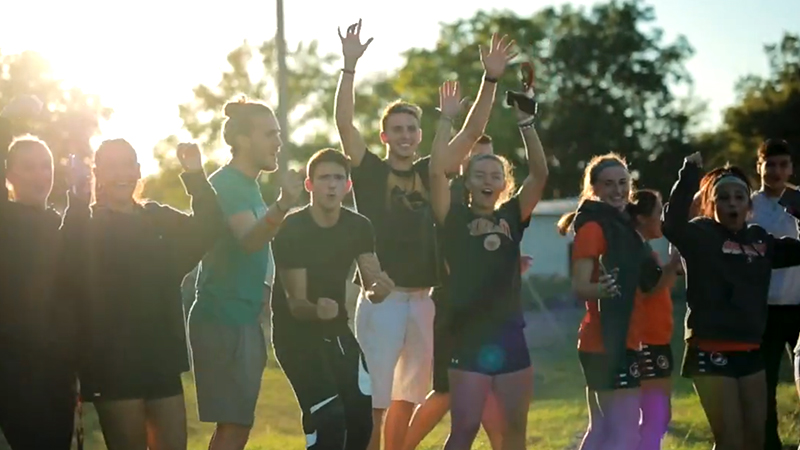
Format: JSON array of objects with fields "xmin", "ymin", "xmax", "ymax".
[
  {"xmin": 443, "ymin": 196, "xmax": 530, "ymax": 343},
  {"xmin": 271, "ymin": 206, "xmax": 376, "ymax": 338},
  {"xmin": 351, "ymin": 151, "xmax": 440, "ymax": 288}
]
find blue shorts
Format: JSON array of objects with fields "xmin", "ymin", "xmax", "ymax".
[{"xmin": 449, "ymin": 324, "xmax": 530, "ymax": 375}]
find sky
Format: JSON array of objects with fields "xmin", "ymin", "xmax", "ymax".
[{"xmin": 1, "ymin": 0, "xmax": 798, "ymax": 175}]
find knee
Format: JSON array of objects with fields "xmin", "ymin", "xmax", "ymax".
[
  {"xmin": 214, "ymin": 423, "xmax": 251, "ymax": 449},
  {"xmin": 305, "ymin": 402, "xmax": 346, "ymax": 449},
  {"xmin": 450, "ymin": 414, "xmax": 482, "ymax": 438}
]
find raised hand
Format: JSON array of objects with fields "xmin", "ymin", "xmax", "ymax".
[
  {"xmin": 316, "ymin": 297, "xmax": 339, "ymax": 320},
  {"xmin": 1, "ymin": 94, "xmax": 43, "ymax": 120},
  {"xmin": 338, "ymin": 19, "xmax": 374, "ymax": 64},
  {"xmin": 368, "ymin": 272, "xmax": 395, "ymax": 304},
  {"xmin": 480, "ymin": 33, "xmax": 517, "ymax": 79},
  {"xmin": 68, "ymin": 154, "xmax": 92, "ymax": 201},
  {"xmin": 176, "ymin": 142, "xmax": 203, "ymax": 173},
  {"xmin": 277, "ymin": 169, "xmax": 304, "ymax": 211},
  {"xmin": 438, "ymin": 80, "xmax": 465, "ymax": 119},
  {"xmin": 520, "ymin": 255, "xmax": 533, "ymax": 274},
  {"xmin": 685, "ymin": 151, "xmax": 703, "ymax": 168}
]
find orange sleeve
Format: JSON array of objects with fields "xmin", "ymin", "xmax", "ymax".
[{"xmin": 572, "ymin": 222, "xmax": 607, "ymax": 261}]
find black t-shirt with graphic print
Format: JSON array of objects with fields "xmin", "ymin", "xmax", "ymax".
[
  {"xmin": 443, "ymin": 196, "xmax": 530, "ymax": 343},
  {"xmin": 271, "ymin": 206, "xmax": 375, "ymax": 338},
  {"xmin": 351, "ymin": 150, "xmax": 440, "ymax": 289}
]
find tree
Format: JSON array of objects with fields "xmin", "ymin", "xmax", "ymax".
[
  {"xmin": 703, "ymin": 33, "xmax": 800, "ymax": 176},
  {"xmin": 0, "ymin": 49, "xmax": 112, "ymax": 207},
  {"xmin": 383, "ymin": 0, "xmax": 696, "ymax": 196},
  {"xmin": 177, "ymin": 39, "xmax": 340, "ymax": 163}
]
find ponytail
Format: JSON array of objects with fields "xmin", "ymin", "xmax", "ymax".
[{"xmin": 557, "ymin": 211, "xmax": 576, "ymax": 236}]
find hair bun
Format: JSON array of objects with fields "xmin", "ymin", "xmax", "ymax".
[{"xmin": 223, "ymin": 96, "xmax": 249, "ymax": 117}]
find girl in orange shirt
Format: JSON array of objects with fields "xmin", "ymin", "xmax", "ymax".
[
  {"xmin": 627, "ymin": 190, "xmax": 683, "ymax": 450},
  {"xmin": 558, "ymin": 154, "xmax": 662, "ymax": 450}
]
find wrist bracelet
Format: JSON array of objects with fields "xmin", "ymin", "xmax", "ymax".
[
  {"xmin": 341, "ymin": 68, "xmax": 355, "ymax": 75},
  {"xmin": 518, "ymin": 117, "xmax": 536, "ymax": 129},
  {"xmin": 265, "ymin": 215, "xmax": 282, "ymax": 227},
  {"xmin": 484, "ymin": 76, "xmax": 498, "ymax": 83}
]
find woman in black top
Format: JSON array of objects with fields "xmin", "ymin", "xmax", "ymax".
[
  {"xmin": 67, "ymin": 139, "xmax": 223, "ymax": 450},
  {"xmin": 663, "ymin": 152, "xmax": 800, "ymax": 450},
  {"xmin": 429, "ymin": 75, "xmax": 548, "ymax": 450},
  {"xmin": 0, "ymin": 95, "xmax": 78, "ymax": 450}
]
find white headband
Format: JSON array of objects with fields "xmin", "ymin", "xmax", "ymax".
[{"xmin": 712, "ymin": 175, "xmax": 750, "ymax": 196}]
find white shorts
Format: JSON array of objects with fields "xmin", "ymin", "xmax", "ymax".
[{"xmin": 354, "ymin": 289, "xmax": 435, "ymax": 409}]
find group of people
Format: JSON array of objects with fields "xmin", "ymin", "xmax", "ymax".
[
  {"xmin": 1, "ymin": 17, "xmax": 799, "ymax": 450},
  {"xmin": 565, "ymin": 137, "xmax": 800, "ymax": 450}
]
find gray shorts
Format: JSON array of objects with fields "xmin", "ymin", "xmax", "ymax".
[{"xmin": 188, "ymin": 318, "xmax": 267, "ymax": 426}]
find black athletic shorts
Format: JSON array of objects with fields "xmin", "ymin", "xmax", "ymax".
[
  {"xmin": 432, "ymin": 287, "xmax": 452, "ymax": 393},
  {"xmin": 450, "ymin": 323, "xmax": 531, "ymax": 376},
  {"xmin": 639, "ymin": 343, "xmax": 674, "ymax": 380},
  {"xmin": 80, "ymin": 370, "xmax": 183, "ymax": 402},
  {"xmin": 273, "ymin": 329, "xmax": 372, "ymax": 443},
  {"xmin": 681, "ymin": 346, "xmax": 765, "ymax": 379},
  {"xmin": 579, "ymin": 350, "xmax": 642, "ymax": 391}
]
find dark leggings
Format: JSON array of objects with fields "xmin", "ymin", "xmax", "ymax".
[
  {"xmin": 0, "ymin": 374, "xmax": 75, "ymax": 450},
  {"xmin": 274, "ymin": 330, "xmax": 373, "ymax": 450}
]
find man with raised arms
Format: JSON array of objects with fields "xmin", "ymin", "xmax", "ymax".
[{"xmin": 334, "ymin": 18, "xmax": 514, "ymax": 450}]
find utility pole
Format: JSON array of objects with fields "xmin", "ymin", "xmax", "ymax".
[{"xmin": 275, "ymin": 0, "xmax": 290, "ymax": 173}]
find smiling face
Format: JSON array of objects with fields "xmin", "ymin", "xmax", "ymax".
[
  {"xmin": 758, "ymin": 154, "xmax": 792, "ymax": 193},
  {"xmin": 381, "ymin": 112, "xmax": 422, "ymax": 160},
  {"xmin": 94, "ymin": 140, "xmax": 141, "ymax": 205},
  {"xmin": 592, "ymin": 165, "xmax": 631, "ymax": 210},
  {"xmin": 6, "ymin": 139, "xmax": 53, "ymax": 206}
]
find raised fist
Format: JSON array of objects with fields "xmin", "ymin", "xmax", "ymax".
[
  {"xmin": 277, "ymin": 169, "xmax": 304, "ymax": 211},
  {"xmin": 685, "ymin": 152, "xmax": 703, "ymax": 168},
  {"xmin": 368, "ymin": 271, "xmax": 395, "ymax": 303},
  {"xmin": 176, "ymin": 142, "xmax": 203, "ymax": 172},
  {"xmin": 316, "ymin": 297, "xmax": 339, "ymax": 320}
]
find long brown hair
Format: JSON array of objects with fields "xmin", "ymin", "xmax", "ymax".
[{"xmin": 556, "ymin": 153, "xmax": 630, "ymax": 235}]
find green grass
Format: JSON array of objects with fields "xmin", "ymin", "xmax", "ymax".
[
  {"xmin": 71, "ymin": 349, "xmax": 800, "ymax": 450},
  {"xmin": 31, "ymin": 302, "xmax": 800, "ymax": 449}
]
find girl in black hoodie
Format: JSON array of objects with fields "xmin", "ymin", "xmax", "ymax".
[
  {"xmin": 558, "ymin": 153, "xmax": 662, "ymax": 450},
  {"xmin": 66, "ymin": 139, "xmax": 223, "ymax": 450},
  {"xmin": 662, "ymin": 152, "xmax": 800, "ymax": 450},
  {"xmin": 0, "ymin": 96, "xmax": 77, "ymax": 450}
]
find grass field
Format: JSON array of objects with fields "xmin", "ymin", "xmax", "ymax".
[{"xmin": 68, "ymin": 305, "xmax": 800, "ymax": 450}]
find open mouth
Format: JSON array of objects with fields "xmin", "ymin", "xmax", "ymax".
[
  {"xmin": 480, "ymin": 188, "xmax": 494, "ymax": 198},
  {"xmin": 728, "ymin": 211, "xmax": 739, "ymax": 220}
]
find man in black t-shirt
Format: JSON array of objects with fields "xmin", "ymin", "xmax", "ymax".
[
  {"xmin": 271, "ymin": 149, "xmax": 394, "ymax": 450},
  {"xmin": 335, "ymin": 19, "xmax": 506, "ymax": 449}
]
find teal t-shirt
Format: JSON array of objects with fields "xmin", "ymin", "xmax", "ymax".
[{"xmin": 191, "ymin": 165, "xmax": 273, "ymax": 325}]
